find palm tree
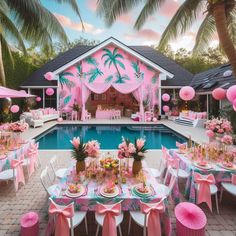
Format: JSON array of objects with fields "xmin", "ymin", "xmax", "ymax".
[
  {"xmin": 97, "ymin": 0, "xmax": 236, "ymax": 76},
  {"xmin": 102, "ymin": 47, "xmax": 127, "ymax": 82},
  {"xmin": 0, "ymin": 0, "xmax": 84, "ymax": 86}
]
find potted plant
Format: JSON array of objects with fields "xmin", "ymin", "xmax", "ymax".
[
  {"xmin": 131, "ymin": 138, "xmax": 147, "ymax": 175},
  {"xmin": 70, "ymin": 137, "xmax": 88, "ymax": 173}
]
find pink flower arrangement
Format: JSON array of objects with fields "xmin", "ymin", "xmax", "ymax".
[
  {"xmin": 205, "ymin": 118, "xmax": 232, "ymax": 134},
  {"xmin": 70, "ymin": 137, "xmax": 80, "ymax": 149},
  {"xmin": 206, "ymin": 130, "xmax": 215, "ymax": 138},
  {"xmin": 8, "ymin": 122, "xmax": 29, "ymax": 132},
  {"xmin": 85, "ymin": 140, "xmax": 100, "ymax": 158},
  {"xmin": 221, "ymin": 135, "xmax": 233, "ymax": 145},
  {"xmin": 132, "ymin": 138, "xmax": 147, "ymax": 161},
  {"xmin": 118, "ymin": 137, "xmax": 136, "ymax": 159}
]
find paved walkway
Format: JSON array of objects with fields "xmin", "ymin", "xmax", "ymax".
[{"xmin": 0, "ymin": 150, "xmax": 236, "ymax": 236}]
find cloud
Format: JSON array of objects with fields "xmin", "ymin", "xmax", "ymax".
[
  {"xmin": 87, "ymin": 0, "xmax": 97, "ymax": 11},
  {"xmin": 169, "ymin": 32, "xmax": 196, "ymax": 51},
  {"xmin": 125, "ymin": 29, "xmax": 160, "ymax": 41},
  {"xmin": 54, "ymin": 13, "xmax": 104, "ymax": 35},
  {"xmin": 159, "ymin": 1, "xmax": 180, "ymax": 17},
  {"xmin": 117, "ymin": 14, "xmax": 133, "ymax": 24}
]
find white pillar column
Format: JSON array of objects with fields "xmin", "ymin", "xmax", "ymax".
[{"xmin": 43, "ymin": 88, "xmax": 45, "ymax": 108}]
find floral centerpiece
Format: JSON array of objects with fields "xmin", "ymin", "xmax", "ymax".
[
  {"xmin": 205, "ymin": 118, "xmax": 232, "ymax": 136},
  {"xmin": 131, "ymin": 138, "xmax": 147, "ymax": 175},
  {"xmin": 221, "ymin": 135, "xmax": 233, "ymax": 145},
  {"xmin": 70, "ymin": 137, "xmax": 88, "ymax": 173},
  {"xmin": 118, "ymin": 137, "xmax": 135, "ymax": 159},
  {"xmin": 9, "ymin": 121, "xmax": 29, "ymax": 132},
  {"xmin": 85, "ymin": 140, "xmax": 100, "ymax": 158}
]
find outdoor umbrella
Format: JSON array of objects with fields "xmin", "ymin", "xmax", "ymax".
[{"xmin": 0, "ymin": 86, "xmax": 35, "ymax": 98}]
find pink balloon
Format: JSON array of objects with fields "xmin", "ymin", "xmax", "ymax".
[
  {"xmin": 227, "ymin": 85, "xmax": 236, "ymax": 103},
  {"xmin": 212, "ymin": 88, "xmax": 226, "ymax": 100},
  {"xmin": 163, "ymin": 105, "xmax": 170, "ymax": 112},
  {"xmin": 10, "ymin": 105, "xmax": 19, "ymax": 113},
  {"xmin": 233, "ymin": 99, "xmax": 236, "ymax": 108},
  {"xmin": 44, "ymin": 72, "xmax": 54, "ymax": 81},
  {"xmin": 162, "ymin": 93, "xmax": 170, "ymax": 102},
  {"xmin": 46, "ymin": 88, "xmax": 54, "ymax": 96},
  {"xmin": 179, "ymin": 86, "xmax": 195, "ymax": 101},
  {"xmin": 57, "ymin": 117, "xmax": 63, "ymax": 122},
  {"xmin": 153, "ymin": 117, "xmax": 157, "ymax": 122},
  {"xmin": 36, "ymin": 96, "xmax": 41, "ymax": 102},
  {"xmin": 206, "ymin": 130, "xmax": 215, "ymax": 138},
  {"xmin": 233, "ymin": 105, "xmax": 236, "ymax": 111}
]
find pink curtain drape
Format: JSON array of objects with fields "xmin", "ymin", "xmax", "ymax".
[
  {"xmin": 133, "ymin": 85, "xmax": 144, "ymax": 121},
  {"xmin": 81, "ymin": 83, "xmax": 91, "ymax": 121}
]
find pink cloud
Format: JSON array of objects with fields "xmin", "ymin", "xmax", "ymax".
[
  {"xmin": 146, "ymin": 16, "xmax": 156, "ymax": 22},
  {"xmin": 117, "ymin": 14, "xmax": 133, "ymax": 24},
  {"xmin": 186, "ymin": 32, "xmax": 196, "ymax": 39},
  {"xmin": 54, "ymin": 13, "xmax": 104, "ymax": 34},
  {"xmin": 160, "ymin": 1, "xmax": 180, "ymax": 17},
  {"xmin": 87, "ymin": 0, "xmax": 97, "ymax": 11},
  {"xmin": 125, "ymin": 29, "xmax": 160, "ymax": 41}
]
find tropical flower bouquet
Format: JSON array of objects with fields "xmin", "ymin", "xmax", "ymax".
[
  {"xmin": 131, "ymin": 138, "xmax": 148, "ymax": 175},
  {"xmin": 70, "ymin": 137, "xmax": 88, "ymax": 173},
  {"xmin": 85, "ymin": 140, "xmax": 100, "ymax": 158},
  {"xmin": 9, "ymin": 121, "xmax": 29, "ymax": 132},
  {"xmin": 117, "ymin": 137, "xmax": 135, "ymax": 159}
]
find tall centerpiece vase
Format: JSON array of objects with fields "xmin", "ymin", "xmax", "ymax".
[{"xmin": 132, "ymin": 160, "xmax": 142, "ymax": 175}]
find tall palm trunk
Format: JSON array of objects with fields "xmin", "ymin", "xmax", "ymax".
[
  {"xmin": 212, "ymin": 3, "xmax": 236, "ymax": 76},
  {"xmin": 0, "ymin": 43, "xmax": 6, "ymax": 86},
  {"xmin": 114, "ymin": 62, "xmax": 123, "ymax": 82}
]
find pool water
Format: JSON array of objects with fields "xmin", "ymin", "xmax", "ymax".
[{"xmin": 36, "ymin": 124, "xmax": 187, "ymax": 150}]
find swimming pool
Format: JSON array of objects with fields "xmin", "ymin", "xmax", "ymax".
[{"xmin": 36, "ymin": 124, "xmax": 187, "ymax": 150}]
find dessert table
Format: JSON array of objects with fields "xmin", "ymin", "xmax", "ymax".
[
  {"xmin": 170, "ymin": 150, "xmax": 236, "ymax": 203},
  {"xmin": 0, "ymin": 139, "xmax": 35, "ymax": 172},
  {"xmin": 52, "ymin": 161, "xmax": 172, "ymax": 235},
  {"xmin": 95, "ymin": 109, "xmax": 114, "ymax": 119}
]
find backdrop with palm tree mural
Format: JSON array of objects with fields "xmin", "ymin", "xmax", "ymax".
[{"xmin": 58, "ymin": 44, "xmax": 160, "ymax": 110}]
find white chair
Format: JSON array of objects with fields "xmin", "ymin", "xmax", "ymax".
[
  {"xmin": 170, "ymin": 153, "xmax": 189, "ymax": 179},
  {"xmin": 220, "ymin": 182, "xmax": 236, "ymax": 203},
  {"xmin": 40, "ymin": 166, "xmax": 60, "ymax": 196},
  {"xmin": 128, "ymin": 198, "xmax": 166, "ymax": 236},
  {"xmin": 71, "ymin": 110, "xmax": 79, "ymax": 121},
  {"xmin": 194, "ymin": 173, "xmax": 219, "ymax": 214},
  {"xmin": 49, "ymin": 155, "xmax": 67, "ymax": 179},
  {"xmin": 49, "ymin": 197, "xmax": 88, "ymax": 236},
  {"xmin": 114, "ymin": 110, "xmax": 121, "ymax": 119},
  {"xmin": 95, "ymin": 202, "xmax": 123, "ymax": 236},
  {"xmin": 157, "ymin": 166, "xmax": 177, "ymax": 199},
  {"xmin": 84, "ymin": 110, "xmax": 91, "ymax": 121},
  {"xmin": 0, "ymin": 167, "xmax": 16, "ymax": 189}
]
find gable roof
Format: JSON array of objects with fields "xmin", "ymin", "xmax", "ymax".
[
  {"xmin": 190, "ymin": 64, "xmax": 236, "ymax": 93},
  {"xmin": 21, "ymin": 37, "xmax": 193, "ymax": 87}
]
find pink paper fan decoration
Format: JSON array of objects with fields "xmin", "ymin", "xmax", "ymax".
[
  {"xmin": 226, "ymin": 85, "xmax": 236, "ymax": 103},
  {"xmin": 44, "ymin": 72, "xmax": 54, "ymax": 81},
  {"xmin": 179, "ymin": 86, "xmax": 195, "ymax": 101},
  {"xmin": 212, "ymin": 88, "xmax": 226, "ymax": 100},
  {"xmin": 10, "ymin": 105, "xmax": 19, "ymax": 113},
  {"xmin": 163, "ymin": 105, "xmax": 170, "ymax": 113},
  {"xmin": 36, "ymin": 96, "xmax": 41, "ymax": 102},
  {"xmin": 46, "ymin": 88, "xmax": 54, "ymax": 96},
  {"xmin": 162, "ymin": 93, "xmax": 170, "ymax": 102},
  {"xmin": 175, "ymin": 202, "xmax": 207, "ymax": 230},
  {"xmin": 233, "ymin": 99, "xmax": 236, "ymax": 108},
  {"xmin": 206, "ymin": 130, "xmax": 214, "ymax": 138},
  {"xmin": 233, "ymin": 105, "xmax": 236, "ymax": 111}
]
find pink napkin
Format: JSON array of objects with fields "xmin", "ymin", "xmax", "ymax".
[{"xmin": 232, "ymin": 174, "xmax": 236, "ymax": 185}]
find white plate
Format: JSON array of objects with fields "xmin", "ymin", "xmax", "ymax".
[
  {"xmin": 193, "ymin": 162, "xmax": 212, "ymax": 170},
  {"xmin": 100, "ymin": 186, "xmax": 119, "ymax": 198},
  {"xmin": 134, "ymin": 185, "xmax": 152, "ymax": 196},
  {"xmin": 65, "ymin": 185, "xmax": 85, "ymax": 198},
  {"xmin": 219, "ymin": 163, "xmax": 236, "ymax": 171}
]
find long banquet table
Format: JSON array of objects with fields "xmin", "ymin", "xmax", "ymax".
[
  {"xmin": 52, "ymin": 160, "xmax": 172, "ymax": 235},
  {"xmin": 0, "ymin": 139, "xmax": 35, "ymax": 172},
  {"xmin": 170, "ymin": 150, "xmax": 236, "ymax": 203}
]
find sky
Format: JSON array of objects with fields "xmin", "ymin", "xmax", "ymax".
[{"xmin": 41, "ymin": 0, "xmax": 219, "ymax": 51}]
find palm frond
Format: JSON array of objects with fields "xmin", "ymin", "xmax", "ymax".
[
  {"xmin": 6, "ymin": 0, "xmax": 68, "ymax": 45},
  {"xmin": 0, "ymin": 35, "xmax": 14, "ymax": 66},
  {"xmin": 97, "ymin": 0, "xmax": 141, "ymax": 26},
  {"xmin": 87, "ymin": 68, "xmax": 104, "ymax": 83},
  {"xmin": 0, "ymin": 8, "xmax": 26, "ymax": 54},
  {"xmin": 115, "ymin": 60, "xmax": 125, "ymax": 70},
  {"xmin": 134, "ymin": 0, "xmax": 166, "ymax": 30},
  {"xmin": 227, "ymin": 8, "xmax": 236, "ymax": 46},
  {"xmin": 105, "ymin": 75, "xmax": 113, "ymax": 83},
  {"xmin": 131, "ymin": 61, "xmax": 139, "ymax": 73},
  {"xmin": 102, "ymin": 48, "xmax": 113, "ymax": 57},
  {"xmin": 52, "ymin": 0, "xmax": 84, "ymax": 29},
  {"xmin": 158, "ymin": 0, "xmax": 204, "ymax": 50},
  {"xmin": 193, "ymin": 14, "xmax": 216, "ymax": 54},
  {"xmin": 85, "ymin": 57, "xmax": 98, "ymax": 66}
]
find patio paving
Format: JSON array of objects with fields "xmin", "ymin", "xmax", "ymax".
[{"xmin": 0, "ymin": 150, "xmax": 236, "ymax": 236}]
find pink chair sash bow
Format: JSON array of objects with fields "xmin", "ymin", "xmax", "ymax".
[
  {"xmin": 232, "ymin": 174, "xmax": 236, "ymax": 185},
  {"xmin": 11, "ymin": 154, "xmax": 25, "ymax": 191},
  {"xmin": 49, "ymin": 201, "xmax": 74, "ymax": 236},
  {"xmin": 27, "ymin": 150, "xmax": 38, "ymax": 177},
  {"xmin": 167, "ymin": 157, "xmax": 179, "ymax": 169},
  {"xmin": 96, "ymin": 202, "xmax": 121, "ymax": 236},
  {"xmin": 141, "ymin": 200, "xmax": 165, "ymax": 236},
  {"xmin": 194, "ymin": 173, "xmax": 215, "ymax": 211},
  {"xmin": 176, "ymin": 141, "xmax": 187, "ymax": 150}
]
